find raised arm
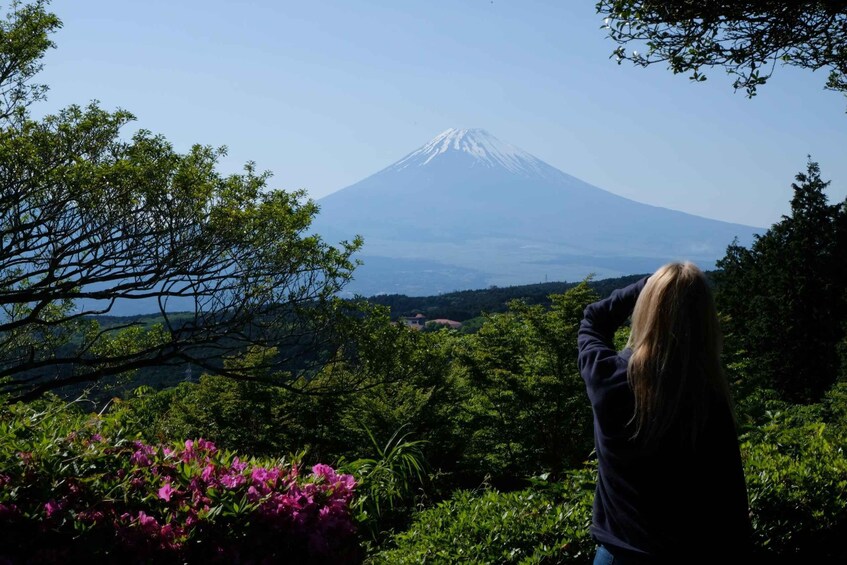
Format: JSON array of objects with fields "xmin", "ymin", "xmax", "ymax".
[{"xmin": 577, "ymin": 277, "xmax": 649, "ymax": 379}]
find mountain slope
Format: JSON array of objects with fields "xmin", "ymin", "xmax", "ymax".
[{"xmin": 313, "ymin": 128, "xmax": 760, "ymax": 296}]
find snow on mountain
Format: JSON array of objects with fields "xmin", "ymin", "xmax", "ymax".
[
  {"xmin": 313, "ymin": 128, "xmax": 761, "ymax": 297},
  {"xmin": 389, "ymin": 128, "xmax": 550, "ymax": 178}
]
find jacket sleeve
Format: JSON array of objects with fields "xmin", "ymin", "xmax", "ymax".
[{"xmin": 577, "ymin": 277, "xmax": 649, "ymax": 385}]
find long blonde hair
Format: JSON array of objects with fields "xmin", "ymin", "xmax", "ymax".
[{"xmin": 626, "ymin": 262, "xmax": 732, "ymax": 447}]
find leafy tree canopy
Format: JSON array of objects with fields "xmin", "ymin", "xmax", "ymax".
[
  {"xmin": 0, "ymin": 1, "xmax": 362, "ymax": 401},
  {"xmin": 597, "ymin": 1, "xmax": 847, "ymax": 100}
]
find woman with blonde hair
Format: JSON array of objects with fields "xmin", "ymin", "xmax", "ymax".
[{"xmin": 578, "ymin": 262, "xmax": 751, "ymax": 564}]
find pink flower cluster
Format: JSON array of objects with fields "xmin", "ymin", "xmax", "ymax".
[{"xmin": 1, "ymin": 431, "xmax": 361, "ymax": 563}]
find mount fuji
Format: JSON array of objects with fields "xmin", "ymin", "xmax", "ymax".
[{"xmin": 312, "ymin": 128, "xmax": 760, "ymax": 296}]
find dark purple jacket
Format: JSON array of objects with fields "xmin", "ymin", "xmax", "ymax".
[{"xmin": 577, "ymin": 278, "xmax": 752, "ymax": 562}]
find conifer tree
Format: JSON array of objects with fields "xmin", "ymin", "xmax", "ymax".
[{"xmin": 715, "ymin": 160, "xmax": 847, "ymax": 403}]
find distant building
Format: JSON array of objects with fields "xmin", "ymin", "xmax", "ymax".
[
  {"xmin": 400, "ymin": 313, "xmax": 428, "ymax": 330},
  {"xmin": 400, "ymin": 314, "xmax": 463, "ymax": 331}
]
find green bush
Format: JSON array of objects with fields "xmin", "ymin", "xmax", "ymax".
[
  {"xmin": 454, "ymin": 283, "xmax": 598, "ymax": 481},
  {"xmin": 369, "ymin": 470, "xmax": 595, "ymax": 564},
  {"xmin": 743, "ymin": 416, "xmax": 847, "ymax": 562}
]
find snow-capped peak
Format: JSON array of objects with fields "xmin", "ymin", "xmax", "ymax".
[{"xmin": 389, "ymin": 128, "xmax": 550, "ymax": 177}]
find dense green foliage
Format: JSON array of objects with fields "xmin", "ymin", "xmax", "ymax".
[
  {"xmin": 454, "ymin": 284, "xmax": 598, "ymax": 480},
  {"xmin": 8, "ymin": 381, "xmax": 846, "ymax": 563},
  {"xmin": 716, "ymin": 161, "xmax": 847, "ymax": 404},
  {"xmin": 742, "ymin": 412, "xmax": 847, "ymax": 562},
  {"xmin": 369, "ymin": 474, "xmax": 596, "ymax": 565},
  {"xmin": 597, "ymin": 1, "xmax": 847, "ymax": 100},
  {"xmin": 339, "ymin": 428, "xmax": 428, "ymax": 542},
  {"xmin": 122, "ymin": 283, "xmax": 601, "ymax": 490}
]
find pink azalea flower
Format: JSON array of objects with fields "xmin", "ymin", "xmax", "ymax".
[
  {"xmin": 230, "ymin": 457, "xmax": 247, "ymax": 473},
  {"xmin": 44, "ymin": 499, "xmax": 59, "ymax": 517},
  {"xmin": 201, "ymin": 464, "xmax": 215, "ymax": 483},
  {"xmin": 158, "ymin": 482, "xmax": 175, "ymax": 502},
  {"xmin": 129, "ymin": 451, "xmax": 150, "ymax": 467},
  {"xmin": 178, "ymin": 439, "xmax": 196, "ymax": 462},
  {"xmin": 136, "ymin": 511, "xmax": 159, "ymax": 534},
  {"xmin": 196, "ymin": 438, "xmax": 217, "ymax": 454},
  {"xmin": 130, "ymin": 442, "xmax": 154, "ymax": 467},
  {"xmin": 251, "ymin": 467, "xmax": 269, "ymax": 483},
  {"xmin": 337, "ymin": 473, "xmax": 357, "ymax": 492},
  {"xmin": 311, "ymin": 463, "xmax": 338, "ymax": 483},
  {"xmin": 220, "ymin": 473, "xmax": 245, "ymax": 489}
]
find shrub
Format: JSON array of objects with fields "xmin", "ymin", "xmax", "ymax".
[
  {"xmin": 0, "ymin": 398, "xmax": 361, "ymax": 563},
  {"xmin": 742, "ymin": 416, "xmax": 847, "ymax": 562},
  {"xmin": 369, "ymin": 470, "xmax": 595, "ymax": 564}
]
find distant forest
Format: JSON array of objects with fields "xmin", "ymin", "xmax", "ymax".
[
  {"xmin": 86, "ymin": 274, "xmax": 647, "ymax": 394},
  {"xmin": 366, "ymin": 273, "xmax": 649, "ymax": 322}
]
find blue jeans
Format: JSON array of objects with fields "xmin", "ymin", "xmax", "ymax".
[{"xmin": 593, "ymin": 544, "xmax": 653, "ymax": 565}]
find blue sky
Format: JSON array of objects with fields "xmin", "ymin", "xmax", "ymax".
[{"xmin": 37, "ymin": 0, "xmax": 847, "ymax": 228}]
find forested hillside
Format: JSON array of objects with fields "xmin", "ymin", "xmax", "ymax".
[
  {"xmin": 74, "ymin": 275, "xmax": 646, "ymax": 396},
  {"xmin": 367, "ymin": 274, "xmax": 647, "ymax": 322}
]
